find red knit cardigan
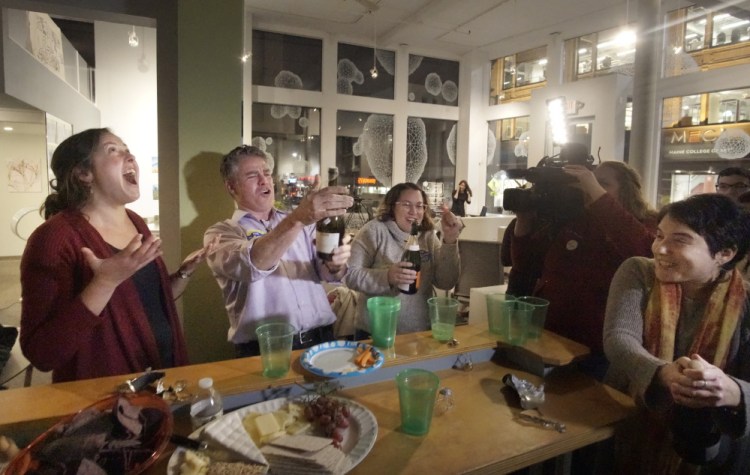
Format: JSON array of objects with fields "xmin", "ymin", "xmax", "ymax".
[
  {"xmin": 510, "ymin": 193, "xmax": 656, "ymax": 354},
  {"xmin": 20, "ymin": 209, "xmax": 188, "ymax": 382}
]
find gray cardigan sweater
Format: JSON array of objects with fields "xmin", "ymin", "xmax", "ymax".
[
  {"xmin": 603, "ymin": 257, "xmax": 750, "ymax": 473},
  {"xmin": 344, "ymin": 219, "xmax": 460, "ymax": 333}
]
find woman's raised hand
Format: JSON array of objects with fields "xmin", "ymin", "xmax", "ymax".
[{"xmin": 82, "ymin": 234, "xmax": 162, "ymax": 288}]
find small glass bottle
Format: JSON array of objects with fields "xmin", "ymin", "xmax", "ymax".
[
  {"xmin": 189, "ymin": 377, "xmax": 224, "ymax": 429},
  {"xmin": 435, "ymin": 387, "xmax": 454, "ymax": 415}
]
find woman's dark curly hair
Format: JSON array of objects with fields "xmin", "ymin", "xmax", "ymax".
[
  {"xmin": 42, "ymin": 128, "xmax": 111, "ymax": 219},
  {"xmin": 658, "ymin": 193, "xmax": 750, "ymax": 270},
  {"xmin": 375, "ymin": 182, "xmax": 435, "ymax": 232}
]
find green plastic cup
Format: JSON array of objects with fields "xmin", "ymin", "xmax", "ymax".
[
  {"xmin": 255, "ymin": 322, "xmax": 295, "ymax": 378},
  {"xmin": 486, "ymin": 293, "xmax": 516, "ymax": 339},
  {"xmin": 367, "ymin": 296, "xmax": 401, "ymax": 348},
  {"xmin": 508, "ymin": 301, "xmax": 534, "ymax": 345},
  {"xmin": 516, "ymin": 296, "xmax": 549, "ymax": 340},
  {"xmin": 428, "ymin": 297, "xmax": 459, "ymax": 342},
  {"xmin": 396, "ymin": 368, "xmax": 440, "ymax": 436}
]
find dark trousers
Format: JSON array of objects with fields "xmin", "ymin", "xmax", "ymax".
[{"xmin": 234, "ymin": 324, "xmax": 335, "ymax": 358}]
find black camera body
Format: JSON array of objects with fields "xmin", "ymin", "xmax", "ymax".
[{"xmin": 503, "ymin": 143, "xmax": 594, "ymax": 223}]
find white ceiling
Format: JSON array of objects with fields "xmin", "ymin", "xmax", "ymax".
[{"xmin": 245, "ymin": 0, "xmax": 750, "ymax": 58}]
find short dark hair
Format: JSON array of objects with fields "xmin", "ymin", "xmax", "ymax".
[
  {"xmin": 375, "ymin": 182, "xmax": 435, "ymax": 232},
  {"xmin": 43, "ymin": 128, "xmax": 111, "ymax": 219},
  {"xmin": 718, "ymin": 167, "xmax": 750, "ymax": 181},
  {"xmin": 658, "ymin": 193, "xmax": 750, "ymax": 269},
  {"xmin": 220, "ymin": 145, "xmax": 267, "ymax": 182}
]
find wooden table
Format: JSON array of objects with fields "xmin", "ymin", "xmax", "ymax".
[
  {"xmin": 344, "ymin": 361, "xmax": 633, "ymax": 474},
  {"xmin": 0, "ymin": 322, "xmax": 623, "ymax": 474}
]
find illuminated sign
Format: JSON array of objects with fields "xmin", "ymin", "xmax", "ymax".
[
  {"xmin": 661, "ymin": 123, "xmax": 750, "ymax": 160},
  {"xmin": 357, "ymin": 177, "xmax": 378, "ymax": 185}
]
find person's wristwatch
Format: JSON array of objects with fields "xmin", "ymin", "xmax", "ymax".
[{"xmin": 178, "ymin": 268, "xmax": 192, "ymax": 279}]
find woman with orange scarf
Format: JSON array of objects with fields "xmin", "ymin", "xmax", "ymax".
[{"xmin": 603, "ymin": 193, "xmax": 750, "ymax": 473}]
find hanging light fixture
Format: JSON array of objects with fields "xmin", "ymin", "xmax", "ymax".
[
  {"xmin": 370, "ymin": 11, "xmax": 379, "ymax": 79},
  {"xmin": 128, "ymin": 26, "xmax": 139, "ymax": 48}
]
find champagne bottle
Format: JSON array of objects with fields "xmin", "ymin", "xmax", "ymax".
[
  {"xmin": 398, "ymin": 222, "xmax": 421, "ymax": 294},
  {"xmin": 316, "ymin": 168, "xmax": 346, "ymax": 261}
]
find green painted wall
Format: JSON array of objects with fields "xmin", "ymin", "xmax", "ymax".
[{"xmin": 177, "ymin": 0, "xmax": 242, "ymax": 363}]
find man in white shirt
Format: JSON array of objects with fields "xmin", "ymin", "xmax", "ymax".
[{"xmin": 204, "ymin": 145, "xmax": 353, "ymax": 357}]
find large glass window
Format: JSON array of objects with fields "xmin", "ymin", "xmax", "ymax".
[
  {"xmin": 252, "ymin": 30, "xmax": 322, "ymax": 91},
  {"xmin": 409, "ymin": 117, "xmax": 457, "ymax": 183},
  {"xmin": 337, "ymin": 43, "xmax": 394, "ymax": 99},
  {"xmin": 514, "ymin": 47, "xmax": 547, "ymax": 87},
  {"xmin": 486, "ymin": 117, "xmax": 529, "ymax": 211},
  {"xmin": 565, "ymin": 26, "xmax": 636, "ymax": 80},
  {"xmin": 658, "ymin": 91, "xmax": 750, "ymax": 205},
  {"xmin": 712, "ymin": 12, "xmax": 750, "ymax": 47},
  {"xmin": 489, "ymin": 47, "xmax": 546, "ymax": 104},
  {"xmin": 708, "ymin": 89, "xmax": 750, "ymax": 123},
  {"xmin": 252, "ymin": 103, "xmax": 321, "ymax": 208},
  {"xmin": 684, "ymin": 6, "xmax": 707, "ymax": 52},
  {"xmin": 407, "ymin": 55, "xmax": 459, "ymax": 105},
  {"xmin": 336, "ymin": 111, "xmax": 391, "ymax": 231},
  {"xmin": 665, "ymin": 6, "xmax": 750, "ymax": 78}
]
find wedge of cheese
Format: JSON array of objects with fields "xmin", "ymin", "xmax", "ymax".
[{"xmin": 202, "ymin": 412, "xmax": 269, "ymax": 469}]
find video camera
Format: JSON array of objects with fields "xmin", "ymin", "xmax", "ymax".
[{"xmin": 503, "ymin": 142, "xmax": 595, "ymax": 223}]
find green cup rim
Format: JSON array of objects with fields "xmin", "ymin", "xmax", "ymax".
[
  {"xmin": 515, "ymin": 296, "xmax": 550, "ymax": 307},
  {"xmin": 487, "ymin": 293, "xmax": 516, "ymax": 302},
  {"xmin": 255, "ymin": 322, "xmax": 295, "ymax": 338},
  {"xmin": 367, "ymin": 296, "xmax": 401, "ymax": 310},
  {"xmin": 427, "ymin": 296, "xmax": 460, "ymax": 307},
  {"xmin": 395, "ymin": 368, "xmax": 440, "ymax": 386}
]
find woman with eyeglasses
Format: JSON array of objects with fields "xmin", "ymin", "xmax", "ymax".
[{"xmin": 344, "ymin": 183, "xmax": 462, "ymax": 335}]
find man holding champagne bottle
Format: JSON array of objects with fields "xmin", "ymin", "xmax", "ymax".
[{"xmin": 204, "ymin": 145, "xmax": 354, "ymax": 357}]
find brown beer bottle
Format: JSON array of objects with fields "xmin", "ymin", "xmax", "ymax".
[
  {"xmin": 398, "ymin": 222, "xmax": 421, "ymax": 294},
  {"xmin": 315, "ymin": 168, "xmax": 346, "ymax": 261}
]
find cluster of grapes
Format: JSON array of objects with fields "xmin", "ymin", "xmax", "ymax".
[{"xmin": 302, "ymin": 396, "xmax": 351, "ymax": 447}]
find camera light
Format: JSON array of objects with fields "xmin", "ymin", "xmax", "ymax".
[{"xmin": 547, "ymin": 97, "xmax": 568, "ymax": 145}]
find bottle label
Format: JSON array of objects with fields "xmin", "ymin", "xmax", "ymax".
[{"xmin": 316, "ymin": 231, "xmax": 340, "ymax": 255}]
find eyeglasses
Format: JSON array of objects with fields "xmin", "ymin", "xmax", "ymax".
[
  {"xmin": 716, "ymin": 183, "xmax": 750, "ymax": 191},
  {"xmin": 395, "ymin": 201, "xmax": 427, "ymax": 211}
]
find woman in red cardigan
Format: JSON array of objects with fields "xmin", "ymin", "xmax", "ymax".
[
  {"xmin": 20, "ymin": 128, "xmax": 211, "ymax": 382},
  {"xmin": 509, "ymin": 160, "xmax": 657, "ymax": 380}
]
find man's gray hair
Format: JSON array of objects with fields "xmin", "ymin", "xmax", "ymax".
[{"xmin": 220, "ymin": 145, "xmax": 270, "ymax": 182}]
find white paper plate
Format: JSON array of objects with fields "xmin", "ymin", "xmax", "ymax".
[
  {"xmin": 300, "ymin": 341, "xmax": 384, "ymax": 378},
  {"xmin": 167, "ymin": 396, "xmax": 377, "ymax": 474}
]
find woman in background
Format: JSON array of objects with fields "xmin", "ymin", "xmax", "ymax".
[
  {"xmin": 21, "ymin": 128, "xmax": 212, "ymax": 382},
  {"xmin": 345, "ymin": 183, "xmax": 462, "ymax": 334},
  {"xmin": 451, "ymin": 180, "xmax": 472, "ymax": 217},
  {"xmin": 603, "ymin": 193, "xmax": 750, "ymax": 473}
]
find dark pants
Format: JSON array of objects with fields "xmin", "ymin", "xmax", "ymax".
[{"xmin": 234, "ymin": 324, "xmax": 335, "ymax": 358}]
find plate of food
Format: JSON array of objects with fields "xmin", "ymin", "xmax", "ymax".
[
  {"xmin": 4, "ymin": 391, "xmax": 172, "ymax": 475},
  {"xmin": 300, "ymin": 341, "xmax": 384, "ymax": 378},
  {"xmin": 167, "ymin": 395, "xmax": 377, "ymax": 475}
]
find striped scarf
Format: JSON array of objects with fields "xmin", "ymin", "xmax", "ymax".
[{"xmin": 620, "ymin": 268, "xmax": 746, "ymax": 473}]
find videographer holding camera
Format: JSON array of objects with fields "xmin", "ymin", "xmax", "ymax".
[{"xmin": 507, "ymin": 144, "xmax": 657, "ymax": 380}]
